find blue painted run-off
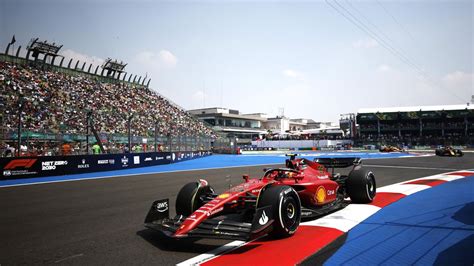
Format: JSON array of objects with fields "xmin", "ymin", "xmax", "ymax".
[
  {"xmin": 325, "ymin": 175, "xmax": 474, "ymax": 266},
  {"xmin": 0, "ymin": 152, "xmax": 421, "ymax": 187}
]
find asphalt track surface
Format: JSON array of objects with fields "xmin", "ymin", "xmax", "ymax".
[{"xmin": 0, "ymin": 154, "xmax": 472, "ymax": 265}]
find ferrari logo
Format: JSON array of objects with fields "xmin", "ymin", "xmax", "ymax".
[{"xmin": 318, "ymin": 165, "xmax": 325, "ymax": 173}]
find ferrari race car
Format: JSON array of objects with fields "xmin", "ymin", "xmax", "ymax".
[
  {"xmin": 435, "ymin": 146, "xmax": 463, "ymax": 157},
  {"xmin": 144, "ymin": 154, "xmax": 376, "ymax": 241},
  {"xmin": 379, "ymin": 145, "xmax": 404, "ymax": 152}
]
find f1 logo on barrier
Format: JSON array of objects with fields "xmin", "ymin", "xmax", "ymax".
[{"xmin": 4, "ymin": 159, "xmax": 37, "ymax": 170}]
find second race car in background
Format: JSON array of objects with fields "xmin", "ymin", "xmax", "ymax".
[
  {"xmin": 435, "ymin": 146, "xmax": 463, "ymax": 157},
  {"xmin": 379, "ymin": 145, "xmax": 405, "ymax": 152}
]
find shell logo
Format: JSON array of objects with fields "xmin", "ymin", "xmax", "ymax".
[
  {"xmin": 315, "ymin": 186, "xmax": 326, "ymax": 203},
  {"xmin": 217, "ymin": 193, "xmax": 231, "ymax": 199}
]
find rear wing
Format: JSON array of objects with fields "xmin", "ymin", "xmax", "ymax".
[{"xmin": 313, "ymin": 157, "xmax": 362, "ymax": 168}]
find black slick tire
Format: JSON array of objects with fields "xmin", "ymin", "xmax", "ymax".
[
  {"xmin": 176, "ymin": 182, "xmax": 213, "ymax": 216},
  {"xmin": 347, "ymin": 167, "xmax": 376, "ymax": 204},
  {"xmin": 257, "ymin": 186, "xmax": 301, "ymax": 238}
]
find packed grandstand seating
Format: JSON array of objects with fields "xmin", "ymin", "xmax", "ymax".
[
  {"xmin": 0, "ymin": 61, "xmax": 214, "ymax": 156},
  {"xmin": 0, "ymin": 61, "xmax": 213, "ymax": 136}
]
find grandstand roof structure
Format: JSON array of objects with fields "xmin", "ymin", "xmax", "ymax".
[
  {"xmin": 27, "ymin": 38, "xmax": 63, "ymax": 57},
  {"xmin": 358, "ymin": 104, "xmax": 473, "ymax": 114}
]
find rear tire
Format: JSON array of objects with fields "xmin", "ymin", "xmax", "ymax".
[
  {"xmin": 176, "ymin": 182, "xmax": 214, "ymax": 216},
  {"xmin": 347, "ymin": 167, "xmax": 376, "ymax": 203},
  {"xmin": 257, "ymin": 186, "xmax": 301, "ymax": 238}
]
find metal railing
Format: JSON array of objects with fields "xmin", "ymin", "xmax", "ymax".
[{"xmin": 0, "ymin": 125, "xmax": 212, "ymax": 157}]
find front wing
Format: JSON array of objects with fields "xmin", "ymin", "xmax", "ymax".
[{"xmin": 144, "ymin": 199, "xmax": 274, "ymax": 241}]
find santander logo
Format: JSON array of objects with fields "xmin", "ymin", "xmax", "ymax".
[{"xmin": 259, "ymin": 210, "xmax": 269, "ymax": 225}]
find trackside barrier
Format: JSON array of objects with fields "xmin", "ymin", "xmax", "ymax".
[{"xmin": 0, "ymin": 151, "xmax": 211, "ymax": 180}]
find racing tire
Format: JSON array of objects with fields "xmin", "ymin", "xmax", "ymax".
[
  {"xmin": 347, "ymin": 167, "xmax": 376, "ymax": 204},
  {"xmin": 435, "ymin": 149, "xmax": 441, "ymax": 156},
  {"xmin": 257, "ymin": 186, "xmax": 301, "ymax": 238},
  {"xmin": 456, "ymin": 150, "xmax": 464, "ymax": 157},
  {"xmin": 176, "ymin": 182, "xmax": 214, "ymax": 217}
]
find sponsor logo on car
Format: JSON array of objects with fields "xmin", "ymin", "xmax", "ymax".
[
  {"xmin": 229, "ymin": 183, "xmax": 251, "ymax": 192},
  {"xmin": 259, "ymin": 210, "xmax": 269, "ymax": 225},
  {"xmin": 217, "ymin": 193, "xmax": 231, "ymax": 199},
  {"xmin": 207, "ymin": 207, "xmax": 224, "ymax": 216},
  {"xmin": 318, "ymin": 165, "xmax": 325, "ymax": 173},
  {"xmin": 315, "ymin": 186, "xmax": 326, "ymax": 203},
  {"xmin": 41, "ymin": 160, "xmax": 68, "ymax": 171},
  {"xmin": 214, "ymin": 231, "xmax": 240, "ymax": 236},
  {"xmin": 283, "ymin": 187, "xmax": 293, "ymax": 195},
  {"xmin": 155, "ymin": 201, "xmax": 168, "ymax": 213}
]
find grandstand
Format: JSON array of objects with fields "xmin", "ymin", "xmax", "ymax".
[
  {"xmin": 356, "ymin": 104, "xmax": 474, "ymax": 146},
  {"xmin": 0, "ymin": 38, "xmax": 214, "ymax": 157}
]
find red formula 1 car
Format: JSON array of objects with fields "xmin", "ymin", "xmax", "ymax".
[{"xmin": 144, "ymin": 154, "xmax": 376, "ymax": 240}]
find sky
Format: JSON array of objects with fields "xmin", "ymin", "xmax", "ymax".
[{"xmin": 1, "ymin": 0, "xmax": 473, "ymax": 122}]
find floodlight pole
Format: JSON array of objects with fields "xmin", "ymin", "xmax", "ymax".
[
  {"xmin": 177, "ymin": 120, "xmax": 181, "ymax": 152},
  {"xmin": 17, "ymin": 97, "xmax": 24, "ymax": 157},
  {"xmin": 86, "ymin": 110, "xmax": 92, "ymax": 154},
  {"xmin": 154, "ymin": 119, "xmax": 158, "ymax": 152},
  {"xmin": 128, "ymin": 115, "xmax": 133, "ymax": 153}
]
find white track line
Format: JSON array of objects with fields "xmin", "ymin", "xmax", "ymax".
[
  {"xmin": 176, "ymin": 240, "xmax": 248, "ymax": 266},
  {"xmin": 363, "ymin": 165, "xmax": 458, "ymax": 171}
]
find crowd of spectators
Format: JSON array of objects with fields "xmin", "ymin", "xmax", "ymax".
[
  {"xmin": 357, "ymin": 133, "xmax": 473, "ymax": 146},
  {"xmin": 0, "ymin": 61, "xmax": 214, "ymax": 156},
  {"xmin": 0, "ymin": 61, "xmax": 213, "ymax": 138},
  {"xmin": 358, "ymin": 119, "xmax": 473, "ymax": 146}
]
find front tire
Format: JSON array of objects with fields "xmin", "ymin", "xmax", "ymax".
[
  {"xmin": 257, "ymin": 186, "xmax": 301, "ymax": 238},
  {"xmin": 347, "ymin": 167, "xmax": 376, "ymax": 203},
  {"xmin": 176, "ymin": 182, "xmax": 214, "ymax": 216}
]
